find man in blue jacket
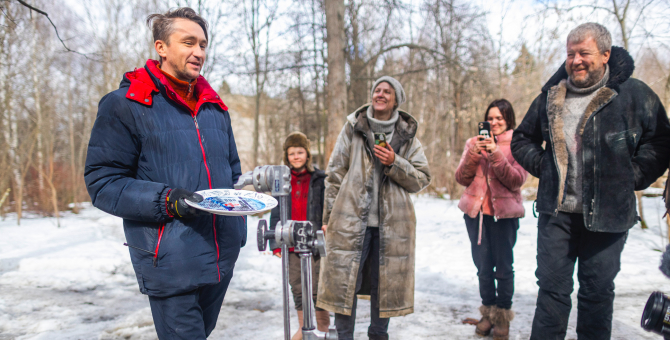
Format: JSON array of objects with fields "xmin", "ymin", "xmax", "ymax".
[{"xmin": 84, "ymin": 8, "xmax": 246, "ymax": 339}]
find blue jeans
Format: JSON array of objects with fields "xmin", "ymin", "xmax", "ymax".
[
  {"xmin": 334, "ymin": 227, "xmax": 390, "ymax": 340},
  {"xmin": 148, "ymin": 270, "xmax": 234, "ymax": 340},
  {"xmin": 530, "ymin": 212, "xmax": 627, "ymax": 340}
]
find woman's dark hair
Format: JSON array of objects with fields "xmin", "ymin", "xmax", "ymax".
[
  {"xmin": 484, "ymin": 99, "xmax": 516, "ymax": 130},
  {"xmin": 146, "ymin": 8, "xmax": 209, "ymax": 44}
]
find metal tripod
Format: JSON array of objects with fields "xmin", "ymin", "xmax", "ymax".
[{"xmin": 235, "ymin": 165, "xmax": 337, "ymax": 340}]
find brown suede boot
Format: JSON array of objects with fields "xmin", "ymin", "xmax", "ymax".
[
  {"xmin": 490, "ymin": 306, "xmax": 514, "ymax": 340},
  {"xmin": 475, "ymin": 305, "xmax": 493, "ymax": 336},
  {"xmin": 315, "ymin": 310, "xmax": 331, "ymax": 332},
  {"xmin": 291, "ymin": 310, "xmax": 304, "ymax": 340}
]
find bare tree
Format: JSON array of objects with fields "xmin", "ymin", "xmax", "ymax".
[
  {"xmin": 241, "ymin": 0, "xmax": 277, "ymax": 167},
  {"xmin": 325, "ymin": 0, "xmax": 346, "ymax": 158}
]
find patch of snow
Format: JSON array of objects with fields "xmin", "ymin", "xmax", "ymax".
[{"xmin": 0, "ymin": 197, "xmax": 668, "ymax": 339}]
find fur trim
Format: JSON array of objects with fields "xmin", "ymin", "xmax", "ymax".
[
  {"xmin": 489, "ymin": 306, "xmax": 515, "ymax": 327},
  {"xmin": 579, "ymin": 87, "xmax": 616, "ymax": 135},
  {"xmin": 546, "ymin": 79, "xmax": 617, "ymax": 211},
  {"xmin": 479, "ymin": 305, "xmax": 493, "ymax": 320},
  {"xmin": 547, "ymin": 80, "xmax": 569, "ymax": 207},
  {"xmin": 542, "ymin": 46, "xmax": 635, "ymax": 93},
  {"xmin": 283, "ymin": 131, "xmax": 314, "ymax": 172}
]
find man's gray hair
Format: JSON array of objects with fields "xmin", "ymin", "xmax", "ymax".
[{"xmin": 567, "ymin": 23, "xmax": 612, "ymax": 54}]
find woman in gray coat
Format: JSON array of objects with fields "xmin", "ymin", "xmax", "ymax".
[{"xmin": 317, "ymin": 76, "xmax": 431, "ymax": 340}]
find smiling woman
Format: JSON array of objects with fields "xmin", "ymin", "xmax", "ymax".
[
  {"xmin": 455, "ymin": 98, "xmax": 527, "ymax": 340},
  {"xmin": 317, "ymin": 75, "xmax": 431, "ymax": 340}
]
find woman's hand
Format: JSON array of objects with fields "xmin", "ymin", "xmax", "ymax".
[
  {"xmin": 475, "ymin": 136, "xmax": 497, "ymax": 153},
  {"xmin": 374, "ymin": 144, "xmax": 395, "ymax": 166}
]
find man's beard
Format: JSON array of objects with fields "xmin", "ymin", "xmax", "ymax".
[{"xmin": 569, "ymin": 65, "xmax": 605, "ymax": 88}]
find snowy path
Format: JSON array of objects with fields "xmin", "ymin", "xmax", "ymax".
[{"xmin": 1, "ymin": 197, "xmax": 669, "ymax": 339}]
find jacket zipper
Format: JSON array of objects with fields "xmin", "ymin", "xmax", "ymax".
[
  {"xmin": 192, "ymin": 112, "xmax": 221, "ymax": 281},
  {"xmin": 153, "ymin": 224, "xmax": 165, "ymax": 267},
  {"xmin": 123, "ymin": 243, "xmax": 156, "ymax": 256},
  {"xmin": 484, "ymin": 161, "xmax": 497, "ymax": 222},
  {"xmin": 581, "ymin": 94, "xmax": 615, "ymax": 228}
]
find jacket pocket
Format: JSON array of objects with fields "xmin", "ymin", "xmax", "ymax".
[
  {"xmin": 606, "ymin": 129, "xmax": 637, "ymax": 156},
  {"xmin": 153, "ymin": 223, "xmax": 166, "ymax": 267}
]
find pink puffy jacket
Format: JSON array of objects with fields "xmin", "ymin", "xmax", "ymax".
[{"xmin": 455, "ymin": 129, "xmax": 528, "ymax": 219}]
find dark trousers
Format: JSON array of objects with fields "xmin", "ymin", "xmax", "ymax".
[
  {"xmin": 464, "ymin": 214, "xmax": 518, "ymax": 309},
  {"xmin": 335, "ymin": 227, "xmax": 390, "ymax": 340},
  {"xmin": 530, "ymin": 212, "xmax": 627, "ymax": 340},
  {"xmin": 148, "ymin": 270, "xmax": 234, "ymax": 340}
]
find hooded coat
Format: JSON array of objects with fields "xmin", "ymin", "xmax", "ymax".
[
  {"xmin": 511, "ymin": 47, "xmax": 670, "ymax": 232},
  {"xmin": 316, "ymin": 105, "xmax": 431, "ymax": 318},
  {"xmin": 85, "ymin": 60, "xmax": 246, "ymax": 297}
]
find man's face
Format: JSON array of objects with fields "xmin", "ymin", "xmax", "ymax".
[
  {"xmin": 155, "ymin": 18, "xmax": 207, "ymax": 82},
  {"xmin": 566, "ymin": 36, "xmax": 610, "ymax": 88},
  {"xmin": 372, "ymin": 82, "xmax": 396, "ymax": 114}
]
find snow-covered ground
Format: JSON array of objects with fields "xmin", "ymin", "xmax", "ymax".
[{"xmin": 1, "ymin": 196, "xmax": 669, "ymax": 339}]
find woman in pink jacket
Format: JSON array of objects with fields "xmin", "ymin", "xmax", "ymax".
[{"xmin": 455, "ymin": 99, "xmax": 528, "ymax": 340}]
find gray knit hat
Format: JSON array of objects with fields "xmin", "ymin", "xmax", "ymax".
[{"xmin": 370, "ymin": 76, "xmax": 406, "ymax": 107}]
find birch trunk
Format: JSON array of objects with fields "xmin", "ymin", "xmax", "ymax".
[
  {"xmin": 325, "ymin": 0, "xmax": 346, "ymax": 159},
  {"xmin": 67, "ymin": 62, "xmax": 79, "ymax": 213},
  {"xmin": 32, "ymin": 9, "xmax": 44, "ymax": 193}
]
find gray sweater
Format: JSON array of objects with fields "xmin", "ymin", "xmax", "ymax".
[
  {"xmin": 366, "ymin": 106, "xmax": 398, "ymax": 227},
  {"xmin": 559, "ymin": 65, "xmax": 610, "ymax": 213}
]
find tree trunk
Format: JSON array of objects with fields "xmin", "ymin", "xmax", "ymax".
[
  {"xmin": 67, "ymin": 61, "xmax": 79, "ymax": 214},
  {"xmin": 32, "ymin": 11, "xmax": 44, "ymax": 194},
  {"xmin": 347, "ymin": 2, "xmax": 367, "ymax": 112},
  {"xmin": 325, "ymin": 0, "xmax": 347, "ymax": 159},
  {"xmin": 2, "ymin": 42, "xmax": 22, "ymax": 225}
]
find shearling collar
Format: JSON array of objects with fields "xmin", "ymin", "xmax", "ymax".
[
  {"xmin": 546, "ymin": 79, "xmax": 617, "ymax": 210},
  {"xmin": 542, "ymin": 46, "xmax": 635, "ymax": 93}
]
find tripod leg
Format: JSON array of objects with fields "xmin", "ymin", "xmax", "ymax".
[
  {"xmin": 300, "ymin": 253, "xmax": 316, "ymax": 331},
  {"xmin": 282, "ymin": 244, "xmax": 291, "ymax": 340}
]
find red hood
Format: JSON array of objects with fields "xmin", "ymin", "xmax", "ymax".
[{"xmin": 123, "ymin": 59, "xmax": 228, "ymax": 112}]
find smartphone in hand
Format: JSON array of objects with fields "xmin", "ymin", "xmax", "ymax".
[
  {"xmin": 374, "ymin": 133, "xmax": 388, "ymax": 148},
  {"xmin": 478, "ymin": 122, "xmax": 491, "ymax": 139}
]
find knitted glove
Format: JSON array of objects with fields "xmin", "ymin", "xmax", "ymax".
[{"xmin": 167, "ymin": 188, "xmax": 205, "ymax": 218}]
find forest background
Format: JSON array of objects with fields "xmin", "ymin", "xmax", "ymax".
[{"xmin": 0, "ymin": 0, "xmax": 669, "ymax": 227}]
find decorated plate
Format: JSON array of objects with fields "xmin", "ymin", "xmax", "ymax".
[{"xmin": 185, "ymin": 189, "xmax": 278, "ymax": 216}]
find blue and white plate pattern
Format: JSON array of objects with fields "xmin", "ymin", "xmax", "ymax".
[{"xmin": 185, "ymin": 189, "xmax": 278, "ymax": 216}]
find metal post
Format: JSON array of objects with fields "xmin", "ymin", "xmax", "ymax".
[
  {"xmin": 300, "ymin": 253, "xmax": 316, "ymax": 331},
  {"xmin": 280, "ymin": 195, "xmax": 291, "ymax": 340}
]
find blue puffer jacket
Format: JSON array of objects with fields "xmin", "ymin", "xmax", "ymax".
[{"xmin": 85, "ymin": 60, "xmax": 246, "ymax": 297}]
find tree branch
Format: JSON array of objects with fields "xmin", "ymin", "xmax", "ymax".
[
  {"xmin": 13, "ymin": 0, "xmax": 91, "ymax": 58},
  {"xmin": 361, "ymin": 43, "xmax": 448, "ymax": 70}
]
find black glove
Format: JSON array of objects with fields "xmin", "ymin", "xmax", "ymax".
[{"xmin": 167, "ymin": 188, "xmax": 205, "ymax": 218}]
